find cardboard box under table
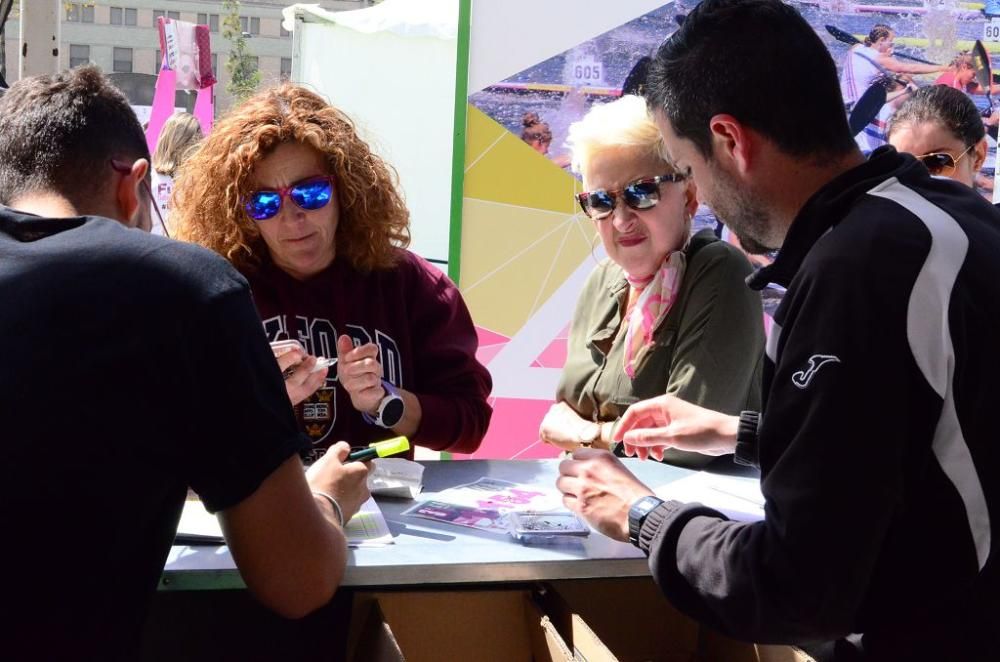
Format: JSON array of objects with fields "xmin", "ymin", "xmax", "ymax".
[{"xmin": 349, "ymin": 580, "xmax": 812, "ymax": 662}]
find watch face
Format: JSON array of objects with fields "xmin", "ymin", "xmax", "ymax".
[
  {"xmin": 380, "ymin": 396, "xmax": 405, "ymax": 428},
  {"xmin": 628, "ymin": 496, "xmax": 664, "ymax": 547},
  {"xmin": 630, "ymin": 497, "xmax": 663, "ymax": 525}
]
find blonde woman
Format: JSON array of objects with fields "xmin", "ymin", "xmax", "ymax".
[
  {"xmin": 150, "ymin": 112, "xmax": 203, "ymax": 235},
  {"xmin": 539, "ymin": 95, "xmax": 764, "ymax": 468}
]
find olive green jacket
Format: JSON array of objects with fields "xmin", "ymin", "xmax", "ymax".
[{"xmin": 556, "ymin": 229, "xmax": 765, "ymax": 468}]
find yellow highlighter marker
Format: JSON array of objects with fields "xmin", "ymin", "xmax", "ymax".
[{"xmin": 346, "ymin": 436, "xmax": 410, "ymax": 462}]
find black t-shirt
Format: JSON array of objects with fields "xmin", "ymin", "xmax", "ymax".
[{"xmin": 0, "ymin": 207, "xmax": 309, "ymax": 659}]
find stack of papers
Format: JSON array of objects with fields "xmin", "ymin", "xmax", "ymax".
[
  {"xmin": 175, "ymin": 496, "xmax": 394, "ymax": 547},
  {"xmin": 344, "ymin": 498, "xmax": 394, "ymax": 546}
]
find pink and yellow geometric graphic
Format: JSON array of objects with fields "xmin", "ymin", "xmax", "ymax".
[{"xmin": 458, "ymin": 106, "xmax": 602, "ymax": 459}]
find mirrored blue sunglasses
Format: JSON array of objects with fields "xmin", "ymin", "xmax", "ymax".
[
  {"xmin": 245, "ymin": 175, "xmax": 335, "ymax": 221},
  {"xmin": 577, "ymin": 172, "xmax": 688, "ymax": 221}
]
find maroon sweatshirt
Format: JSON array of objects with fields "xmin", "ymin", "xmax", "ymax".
[{"xmin": 244, "ymin": 249, "xmax": 492, "ymax": 459}]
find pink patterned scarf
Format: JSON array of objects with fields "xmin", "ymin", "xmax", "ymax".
[{"xmin": 622, "ymin": 251, "xmax": 686, "ymax": 378}]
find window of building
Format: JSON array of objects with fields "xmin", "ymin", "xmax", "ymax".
[
  {"xmin": 113, "ymin": 47, "xmax": 133, "ymax": 74},
  {"xmin": 239, "ymin": 16, "xmax": 260, "ymax": 35},
  {"xmin": 154, "ymin": 9, "xmax": 178, "ymax": 23},
  {"xmin": 197, "ymin": 13, "xmax": 220, "ymax": 32},
  {"xmin": 66, "ymin": 4, "xmax": 79, "ymax": 22},
  {"xmin": 69, "ymin": 44, "xmax": 90, "ymax": 68},
  {"xmin": 280, "ymin": 57, "xmax": 292, "ymax": 81},
  {"xmin": 125, "ymin": 8, "xmax": 137, "ymax": 26},
  {"xmin": 211, "ymin": 53, "xmax": 218, "ymax": 76},
  {"xmin": 155, "ymin": 49, "xmax": 162, "ymax": 68},
  {"xmin": 110, "ymin": 7, "xmax": 122, "ymax": 25},
  {"xmin": 248, "ymin": 56, "xmax": 259, "ymax": 72},
  {"xmin": 81, "ymin": 4, "xmax": 94, "ymax": 23},
  {"xmin": 280, "ymin": 24, "xmax": 291, "ymax": 38}
]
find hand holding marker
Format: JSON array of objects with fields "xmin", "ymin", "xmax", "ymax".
[{"xmin": 348, "ymin": 436, "xmax": 410, "ymax": 462}]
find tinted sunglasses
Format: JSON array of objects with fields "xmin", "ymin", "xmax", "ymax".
[
  {"xmin": 245, "ymin": 175, "xmax": 334, "ymax": 221},
  {"xmin": 110, "ymin": 159, "xmax": 169, "ymax": 237},
  {"xmin": 577, "ymin": 172, "xmax": 688, "ymax": 221},
  {"xmin": 917, "ymin": 145, "xmax": 973, "ymax": 176}
]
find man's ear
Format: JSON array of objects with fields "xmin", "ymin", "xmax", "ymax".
[
  {"xmin": 114, "ymin": 158, "xmax": 149, "ymax": 228},
  {"xmin": 708, "ymin": 114, "xmax": 753, "ymax": 175}
]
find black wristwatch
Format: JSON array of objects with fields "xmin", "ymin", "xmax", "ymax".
[
  {"xmin": 734, "ymin": 410, "xmax": 760, "ymax": 467},
  {"xmin": 628, "ymin": 496, "xmax": 665, "ymax": 547},
  {"xmin": 362, "ymin": 380, "xmax": 405, "ymax": 429}
]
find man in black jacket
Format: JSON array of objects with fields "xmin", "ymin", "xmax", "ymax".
[{"xmin": 557, "ymin": 1, "xmax": 999, "ymax": 659}]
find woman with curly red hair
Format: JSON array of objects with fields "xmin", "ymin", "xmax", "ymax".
[{"xmin": 173, "ymin": 84, "xmax": 492, "ymax": 460}]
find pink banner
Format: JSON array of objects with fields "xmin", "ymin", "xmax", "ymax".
[
  {"xmin": 144, "ymin": 63, "xmax": 176, "ymax": 156},
  {"xmin": 193, "ymin": 85, "xmax": 214, "ymax": 135}
]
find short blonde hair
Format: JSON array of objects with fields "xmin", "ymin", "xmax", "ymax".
[{"xmin": 566, "ymin": 95, "xmax": 672, "ymax": 177}]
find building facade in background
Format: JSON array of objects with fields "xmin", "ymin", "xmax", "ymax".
[{"xmin": 1, "ymin": 0, "xmax": 370, "ymax": 111}]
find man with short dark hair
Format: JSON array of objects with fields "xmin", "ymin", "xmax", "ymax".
[
  {"xmin": 0, "ymin": 66, "xmax": 371, "ymax": 658},
  {"xmin": 557, "ymin": 1, "xmax": 1000, "ymax": 659}
]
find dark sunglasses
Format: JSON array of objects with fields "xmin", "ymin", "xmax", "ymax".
[
  {"xmin": 245, "ymin": 175, "xmax": 334, "ymax": 221},
  {"xmin": 917, "ymin": 145, "xmax": 973, "ymax": 175},
  {"xmin": 577, "ymin": 172, "xmax": 688, "ymax": 221},
  {"xmin": 110, "ymin": 159, "xmax": 169, "ymax": 237}
]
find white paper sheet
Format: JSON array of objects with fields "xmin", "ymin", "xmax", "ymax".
[
  {"xmin": 653, "ymin": 472, "xmax": 765, "ymax": 523},
  {"xmin": 176, "ymin": 496, "xmax": 394, "ymax": 547},
  {"xmin": 343, "ymin": 497, "xmax": 394, "ymax": 547}
]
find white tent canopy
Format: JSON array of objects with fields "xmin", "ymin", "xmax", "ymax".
[{"xmin": 284, "ymin": 0, "xmax": 459, "ymax": 268}]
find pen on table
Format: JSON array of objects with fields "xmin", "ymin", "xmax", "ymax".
[{"xmin": 347, "ymin": 436, "xmax": 411, "ymax": 462}]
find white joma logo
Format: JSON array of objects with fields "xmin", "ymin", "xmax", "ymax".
[{"xmin": 792, "ymin": 354, "xmax": 840, "ymax": 389}]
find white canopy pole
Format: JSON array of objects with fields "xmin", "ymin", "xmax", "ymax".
[{"xmin": 19, "ymin": 0, "xmax": 61, "ymax": 78}]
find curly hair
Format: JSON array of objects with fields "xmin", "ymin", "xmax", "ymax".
[
  {"xmin": 0, "ymin": 65, "xmax": 147, "ymax": 207},
  {"xmin": 173, "ymin": 83, "xmax": 410, "ymax": 273}
]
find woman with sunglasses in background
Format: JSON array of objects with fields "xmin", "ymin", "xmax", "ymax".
[
  {"xmin": 172, "ymin": 84, "xmax": 492, "ymax": 461},
  {"xmin": 887, "ymin": 85, "xmax": 990, "ymax": 194},
  {"xmin": 538, "ymin": 95, "xmax": 764, "ymax": 468}
]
